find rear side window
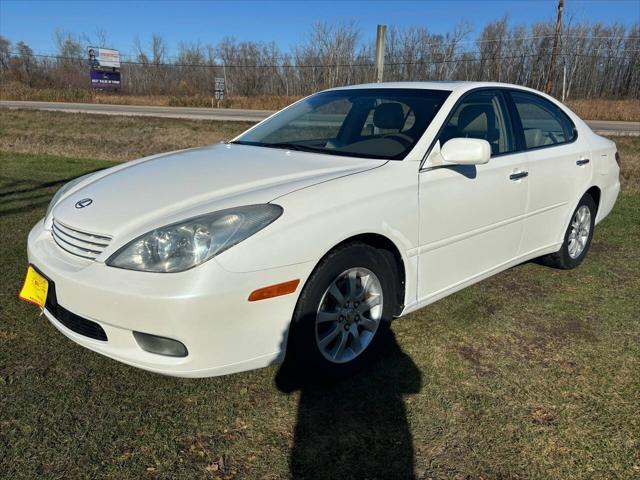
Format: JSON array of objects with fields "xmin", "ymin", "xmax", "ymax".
[{"xmin": 510, "ymin": 91, "xmax": 576, "ymax": 149}]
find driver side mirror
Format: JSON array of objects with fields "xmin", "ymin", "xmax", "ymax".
[{"xmin": 440, "ymin": 138, "xmax": 491, "ymax": 166}]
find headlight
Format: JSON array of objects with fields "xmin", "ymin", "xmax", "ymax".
[
  {"xmin": 106, "ymin": 204, "xmax": 283, "ymax": 273},
  {"xmin": 45, "ymin": 173, "xmax": 94, "ymax": 220}
]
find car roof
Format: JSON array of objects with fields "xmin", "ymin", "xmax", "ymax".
[{"xmin": 327, "ymin": 81, "xmax": 534, "ymax": 93}]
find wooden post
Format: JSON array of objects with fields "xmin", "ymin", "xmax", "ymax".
[
  {"xmin": 546, "ymin": 0, "xmax": 564, "ymax": 95},
  {"xmin": 375, "ymin": 24, "xmax": 387, "ymax": 83}
]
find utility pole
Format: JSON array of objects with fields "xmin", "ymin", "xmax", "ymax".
[
  {"xmin": 546, "ymin": 0, "xmax": 564, "ymax": 95},
  {"xmin": 562, "ymin": 57, "xmax": 567, "ymax": 102},
  {"xmin": 375, "ymin": 24, "xmax": 386, "ymax": 83}
]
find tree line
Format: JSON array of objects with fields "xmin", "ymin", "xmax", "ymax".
[{"xmin": 1, "ymin": 19, "xmax": 638, "ymax": 100}]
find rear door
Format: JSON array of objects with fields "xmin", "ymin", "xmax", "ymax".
[{"xmin": 506, "ymin": 90, "xmax": 591, "ymax": 254}]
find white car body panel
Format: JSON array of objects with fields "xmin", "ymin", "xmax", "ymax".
[
  {"xmin": 417, "ymin": 149, "xmax": 529, "ymax": 301},
  {"xmin": 51, "ymin": 144, "xmax": 381, "ymax": 257},
  {"xmin": 26, "ymin": 81, "xmax": 620, "ymax": 377}
]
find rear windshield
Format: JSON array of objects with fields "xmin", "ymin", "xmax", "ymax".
[{"xmin": 232, "ymin": 89, "xmax": 451, "ymax": 160}]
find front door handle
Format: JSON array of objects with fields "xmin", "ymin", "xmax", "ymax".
[
  {"xmin": 509, "ymin": 171, "xmax": 529, "ymax": 181},
  {"xmin": 576, "ymin": 159, "xmax": 590, "ymax": 166}
]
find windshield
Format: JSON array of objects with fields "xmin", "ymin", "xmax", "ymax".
[{"xmin": 232, "ymin": 88, "xmax": 451, "ymax": 160}]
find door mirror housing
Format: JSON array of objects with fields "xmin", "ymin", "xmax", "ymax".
[{"xmin": 440, "ymin": 138, "xmax": 491, "ymax": 166}]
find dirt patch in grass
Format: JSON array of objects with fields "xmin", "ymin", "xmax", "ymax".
[
  {"xmin": 457, "ymin": 344, "xmax": 497, "ymax": 377},
  {"xmin": 588, "ymin": 240, "xmax": 622, "ymax": 255},
  {"xmin": 530, "ymin": 405, "xmax": 558, "ymax": 425}
]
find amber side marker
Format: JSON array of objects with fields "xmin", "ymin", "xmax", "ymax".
[{"xmin": 248, "ymin": 279, "xmax": 300, "ymax": 302}]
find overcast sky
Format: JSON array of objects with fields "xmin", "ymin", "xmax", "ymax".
[{"xmin": 1, "ymin": 0, "xmax": 638, "ymax": 57}]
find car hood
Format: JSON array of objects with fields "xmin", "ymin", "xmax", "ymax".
[{"xmin": 52, "ymin": 144, "xmax": 382, "ymax": 238}]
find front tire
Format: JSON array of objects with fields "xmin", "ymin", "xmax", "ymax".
[
  {"xmin": 540, "ymin": 194, "xmax": 597, "ymax": 269},
  {"xmin": 286, "ymin": 242, "xmax": 398, "ymax": 380}
]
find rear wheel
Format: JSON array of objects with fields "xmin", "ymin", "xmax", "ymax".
[
  {"xmin": 287, "ymin": 242, "xmax": 398, "ymax": 379},
  {"xmin": 540, "ymin": 194, "xmax": 596, "ymax": 269}
]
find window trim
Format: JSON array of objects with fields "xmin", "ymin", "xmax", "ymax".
[
  {"xmin": 419, "ymin": 86, "xmax": 519, "ymax": 171},
  {"xmin": 505, "ymin": 89, "xmax": 578, "ymax": 153}
]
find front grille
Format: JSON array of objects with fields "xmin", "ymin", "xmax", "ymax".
[
  {"xmin": 52, "ymin": 219, "xmax": 112, "ymax": 260},
  {"xmin": 45, "ymin": 281, "xmax": 108, "ymax": 341}
]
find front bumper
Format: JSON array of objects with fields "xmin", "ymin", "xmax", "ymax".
[{"xmin": 27, "ymin": 220, "xmax": 313, "ymax": 377}]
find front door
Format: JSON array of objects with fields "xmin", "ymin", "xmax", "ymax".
[{"xmin": 417, "ymin": 89, "xmax": 528, "ymax": 302}]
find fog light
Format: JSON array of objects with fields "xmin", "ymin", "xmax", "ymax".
[{"xmin": 133, "ymin": 331, "xmax": 188, "ymax": 357}]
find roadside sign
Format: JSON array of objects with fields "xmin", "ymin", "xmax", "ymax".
[
  {"xmin": 214, "ymin": 77, "xmax": 225, "ymax": 100},
  {"xmin": 88, "ymin": 47, "xmax": 121, "ymax": 70},
  {"xmin": 88, "ymin": 46, "xmax": 121, "ymax": 90},
  {"xmin": 90, "ymin": 70, "xmax": 121, "ymax": 89}
]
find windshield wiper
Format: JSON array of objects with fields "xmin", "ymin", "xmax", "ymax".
[
  {"xmin": 262, "ymin": 142, "xmax": 323, "ymax": 153},
  {"xmin": 230, "ymin": 140, "xmax": 322, "ymax": 153}
]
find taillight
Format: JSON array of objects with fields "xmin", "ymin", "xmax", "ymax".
[{"xmin": 615, "ymin": 151, "xmax": 621, "ymax": 166}]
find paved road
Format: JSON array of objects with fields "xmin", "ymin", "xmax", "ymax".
[
  {"xmin": 0, "ymin": 100, "xmax": 271, "ymax": 122},
  {"xmin": 2, "ymin": 100, "xmax": 639, "ymax": 136}
]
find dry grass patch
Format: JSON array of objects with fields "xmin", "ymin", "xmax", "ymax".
[
  {"xmin": 566, "ymin": 98, "xmax": 640, "ymax": 122},
  {"xmin": 0, "ymin": 109, "xmax": 252, "ymax": 162},
  {"xmin": 1, "ymin": 82, "xmax": 300, "ymax": 111},
  {"xmin": 3, "ymin": 83, "xmax": 639, "ymax": 121},
  {"xmin": 615, "ymin": 136, "xmax": 640, "ymax": 192}
]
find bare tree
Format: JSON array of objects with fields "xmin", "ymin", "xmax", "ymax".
[{"xmin": 2, "ymin": 19, "xmax": 638, "ymax": 100}]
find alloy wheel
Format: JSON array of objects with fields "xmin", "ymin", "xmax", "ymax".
[
  {"xmin": 568, "ymin": 205, "xmax": 591, "ymax": 259},
  {"xmin": 314, "ymin": 267, "xmax": 383, "ymax": 364}
]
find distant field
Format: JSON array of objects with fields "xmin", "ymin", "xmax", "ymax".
[
  {"xmin": 2, "ymin": 83, "xmax": 639, "ymax": 121},
  {"xmin": 0, "ymin": 109, "xmax": 252, "ymax": 162},
  {"xmin": 1, "ymin": 110, "xmax": 639, "ymax": 479},
  {"xmin": 1, "ymin": 82, "xmax": 299, "ymax": 111}
]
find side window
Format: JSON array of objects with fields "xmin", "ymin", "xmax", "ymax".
[
  {"xmin": 438, "ymin": 90, "xmax": 514, "ymax": 156},
  {"xmin": 510, "ymin": 91, "xmax": 575, "ymax": 149}
]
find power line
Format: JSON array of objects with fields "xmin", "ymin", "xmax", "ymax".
[
  {"xmin": 6, "ymin": 50, "xmax": 639, "ymax": 69},
  {"xmin": 6, "ymin": 33, "xmax": 639, "ymax": 65}
]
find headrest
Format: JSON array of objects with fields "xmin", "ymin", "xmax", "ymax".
[
  {"xmin": 458, "ymin": 104, "xmax": 495, "ymax": 134},
  {"xmin": 524, "ymin": 128, "xmax": 543, "ymax": 148},
  {"xmin": 373, "ymin": 103, "xmax": 405, "ymax": 130},
  {"xmin": 458, "ymin": 104, "xmax": 498, "ymax": 142}
]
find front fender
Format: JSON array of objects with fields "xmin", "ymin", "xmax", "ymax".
[{"xmin": 214, "ymin": 160, "xmax": 421, "ymax": 303}]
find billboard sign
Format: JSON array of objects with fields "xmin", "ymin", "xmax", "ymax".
[
  {"xmin": 90, "ymin": 70, "xmax": 121, "ymax": 89},
  {"xmin": 88, "ymin": 47, "xmax": 121, "ymax": 90},
  {"xmin": 88, "ymin": 47, "xmax": 120, "ymax": 70}
]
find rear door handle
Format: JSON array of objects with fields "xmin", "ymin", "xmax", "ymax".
[
  {"xmin": 509, "ymin": 171, "xmax": 529, "ymax": 181},
  {"xmin": 576, "ymin": 159, "xmax": 590, "ymax": 166}
]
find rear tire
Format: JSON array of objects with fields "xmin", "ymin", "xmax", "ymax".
[
  {"xmin": 286, "ymin": 242, "xmax": 398, "ymax": 380},
  {"xmin": 539, "ymin": 194, "xmax": 596, "ymax": 270}
]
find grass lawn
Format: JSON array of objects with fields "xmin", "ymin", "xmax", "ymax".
[{"xmin": 1, "ymin": 111, "xmax": 639, "ymax": 479}]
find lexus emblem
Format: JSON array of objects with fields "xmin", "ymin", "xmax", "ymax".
[{"xmin": 75, "ymin": 198, "xmax": 93, "ymax": 209}]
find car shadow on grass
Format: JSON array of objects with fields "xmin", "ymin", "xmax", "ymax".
[
  {"xmin": 275, "ymin": 331, "xmax": 421, "ymax": 480},
  {"xmin": 0, "ymin": 170, "xmax": 104, "ymax": 218}
]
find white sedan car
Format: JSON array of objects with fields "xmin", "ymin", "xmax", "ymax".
[{"xmin": 22, "ymin": 82, "xmax": 620, "ymax": 378}]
